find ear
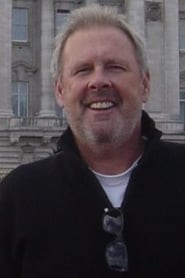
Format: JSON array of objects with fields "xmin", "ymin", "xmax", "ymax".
[
  {"xmin": 54, "ymin": 78, "xmax": 65, "ymax": 107},
  {"xmin": 141, "ymin": 70, "xmax": 150, "ymax": 103}
]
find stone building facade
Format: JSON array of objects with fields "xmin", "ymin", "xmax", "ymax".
[{"xmin": 0, "ymin": 0, "xmax": 184, "ymax": 178}]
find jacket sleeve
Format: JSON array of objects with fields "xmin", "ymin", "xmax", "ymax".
[{"xmin": 0, "ymin": 170, "xmax": 22, "ymax": 278}]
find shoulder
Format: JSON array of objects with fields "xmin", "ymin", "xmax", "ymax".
[
  {"xmin": 158, "ymin": 140, "xmax": 185, "ymax": 157},
  {"xmin": 0, "ymin": 150, "xmax": 87, "ymax": 199},
  {"xmin": 148, "ymin": 140, "xmax": 185, "ymax": 170},
  {"xmin": 0, "ymin": 152, "xmax": 65, "ymax": 197}
]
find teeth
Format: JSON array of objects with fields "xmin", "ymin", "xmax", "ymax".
[{"xmin": 89, "ymin": 101, "xmax": 114, "ymax": 109}]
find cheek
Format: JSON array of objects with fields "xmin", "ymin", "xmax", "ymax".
[
  {"xmin": 66, "ymin": 82, "xmax": 87, "ymax": 103},
  {"xmin": 122, "ymin": 86, "xmax": 145, "ymax": 109},
  {"xmin": 61, "ymin": 89, "xmax": 80, "ymax": 109}
]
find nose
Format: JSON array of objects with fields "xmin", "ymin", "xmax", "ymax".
[{"xmin": 87, "ymin": 67, "xmax": 112, "ymax": 91}]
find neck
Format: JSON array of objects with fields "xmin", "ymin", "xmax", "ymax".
[{"xmin": 76, "ymin": 136, "xmax": 144, "ymax": 175}]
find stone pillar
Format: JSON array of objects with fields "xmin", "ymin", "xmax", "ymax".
[
  {"xmin": 145, "ymin": 1, "xmax": 166, "ymax": 119},
  {"xmin": 164, "ymin": 0, "xmax": 179, "ymax": 119},
  {"xmin": 0, "ymin": 0, "xmax": 13, "ymax": 117},
  {"xmin": 39, "ymin": 0, "xmax": 56, "ymax": 117},
  {"xmin": 127, "ymin": 0, "xmax": 145, "ymax": 40}
]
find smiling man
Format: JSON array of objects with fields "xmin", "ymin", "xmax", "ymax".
[
  {"xmin": 1, "ymin": 4, "xmax": 185, "ymax": 277},
  {"xmin": 54, "ymin": 25, "xmax": 149, "ymax": 174},
  {"xmin": 54, "ymin": 12, "xmax": 150, "ymax": 175}
]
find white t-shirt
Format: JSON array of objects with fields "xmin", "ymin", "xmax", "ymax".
[{"xmin": 91, "ymin": 157, "xmax": 141, "ymax": 208}]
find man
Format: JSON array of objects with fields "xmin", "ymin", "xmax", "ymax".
[{"xmin": 1, "ymin": 4, "xmax": 185, "ymax": 277}]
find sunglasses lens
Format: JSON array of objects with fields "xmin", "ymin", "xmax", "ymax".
[
  {"xmin": 105, "ymin": 239, "xmax": 128, "ymax": 272},
  {"xmin": 103, "ymin": 209, "xmax": 128, "ymax": 272},
  {"xmin": 103, "ymin": 209, "xmax": 123, "ymax": 235}
]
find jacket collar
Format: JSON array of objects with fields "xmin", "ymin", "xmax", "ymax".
[{"xmin": 141, "ymin": 110, "xmax": 162, "ymax": 140}]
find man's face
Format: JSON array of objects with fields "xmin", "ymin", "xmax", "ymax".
[{"xmin": 55, "ymin": 26, "xmax": 150, "ymax": 148}]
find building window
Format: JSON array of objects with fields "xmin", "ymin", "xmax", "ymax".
[
  {"xmin": 12, "ymin": 81, "xmax": 29, "ymax": 117},
  {"xmin": 12, "ymin": 8, "xmax": 28, "ymax": 42},
  {"xmin": 179, "ymin": 11, "xmax": 185, "ymax": 50},
  {"xmin": 180, "ymin": 89, "xmax": 185, "ymax": 122},
  {"xmin": 55, "ymin": 9, "xmax": 70, "ymax": 34}
]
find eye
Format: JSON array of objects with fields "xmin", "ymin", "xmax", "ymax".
[
  {"xmin": 106, "ymin": 64, "xmax": 127, "ymax": 72},
  {"xmin": 74, "ymin": 67, "xmax": 91, "ymax": 75}
]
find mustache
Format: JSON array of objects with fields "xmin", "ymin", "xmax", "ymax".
[{"xmin": 82, "ymin": 89, "xmax": 122, "ymax": 105}]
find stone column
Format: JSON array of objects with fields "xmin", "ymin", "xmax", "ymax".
[
  {"xmin": 0, "ymin": 0, "xmax": 13, "ymax": 117},
  {"xmin": 127, "ymin": 0, "xmax": 145, "ymax": 40},
  {"xmin": 144, "ymin": 1, "xmax": 166, "ymax": 119},
  {"xmin": 164, "ymin": 0, "xmax": 179, "ymax": 119},
  {"xmin": 39, "ymin": 0, "xmax": 56, "ymax": 117}
]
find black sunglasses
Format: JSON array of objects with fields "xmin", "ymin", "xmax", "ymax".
[{"xmin": 102, "ymin": 208, "xmax": 128, "ymax": 272}]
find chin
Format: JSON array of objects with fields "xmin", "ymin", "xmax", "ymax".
[{"xmin": 83, "ymin": 128, "xmax": 115, "ymax": 145}]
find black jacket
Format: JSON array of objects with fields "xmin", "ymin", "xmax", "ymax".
[{"xmin": 1, "ymin": 111, "xmax": 185, "ymax": 277}]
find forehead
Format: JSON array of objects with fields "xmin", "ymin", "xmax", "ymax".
[{"xmin": 62, "ymin": 26, "xmax": 136, "ymax": 61}]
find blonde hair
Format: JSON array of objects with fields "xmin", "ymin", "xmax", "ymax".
[{"xmin": 50, "ymin": 4, "xmax": 148, "ymax": 81}]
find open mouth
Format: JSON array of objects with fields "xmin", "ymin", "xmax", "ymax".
[{"xmin": 87, "ymin": 101, "xmax": 116, "ymax": 110}]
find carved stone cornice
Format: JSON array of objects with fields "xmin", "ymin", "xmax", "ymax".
[
  {"xmin": 145, "ymin": 1, "xmax": 162, "ymax": 22},
  {"xmin": 54, "ymin": 0, "xmax": 85, "ymax": 6},
  {"xmin": 98, "ymin": 0, "xmax": 125, "ymax": 12},
  {"xmin": 12, "ymin": 61, "xmax": 37, "ymax": 74}
]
